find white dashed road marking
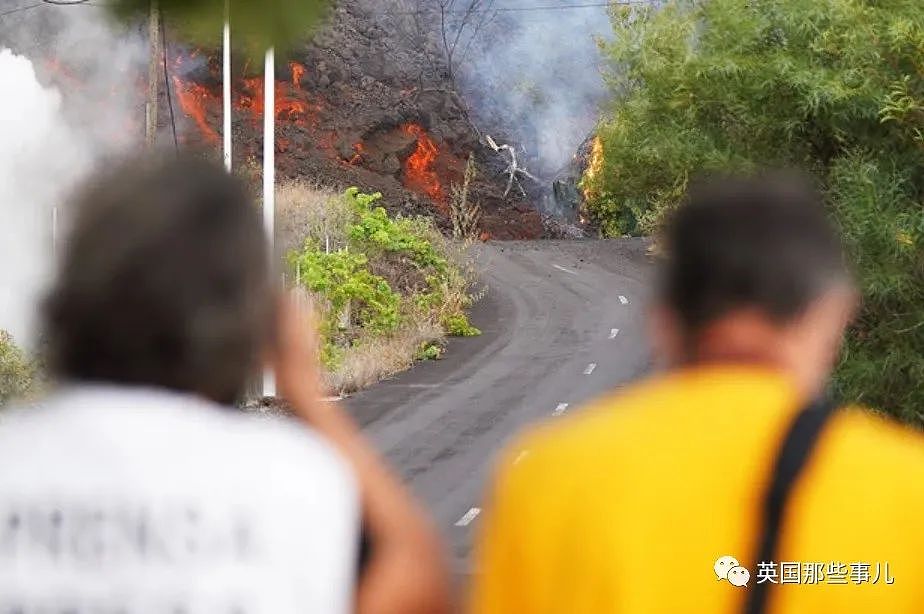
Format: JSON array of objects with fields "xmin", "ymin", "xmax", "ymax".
[
  {"xmin": 584, "ymin": 363, "xmax": 597, "ymax": 375},
  {"xmin": 393, "ymin": 383, "xmax": 441, "ymax": 389},
  {"xmin": 618, "ymin": 295, "xmax": 629, "ymax": 305},
  {"xmin": 553, "ymin": 402, "xmax": 569, "ymax": 416},
  {"xmin": 609, "ymin": 328, "xmax": 620, "ymax": 339},
  {"xmin": 455, "ymin": 507, "xmax": 481, "ymax": 527},
  {"xmin": 553, "ymin": 264, "xmax": 578, "ymax": 275}
]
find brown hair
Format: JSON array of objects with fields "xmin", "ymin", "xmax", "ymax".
[
  {"xmin": 661, "ymin": 172, "xmax": 850, "ymax": 332},
  {"xmin": 44, "ymin": 155, "xmax": 273, "ymax": 404}
]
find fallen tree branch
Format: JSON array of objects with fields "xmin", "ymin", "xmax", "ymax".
[{"xmin": 485, "ymin": 134, "xmax": 540, "ymax": 198}]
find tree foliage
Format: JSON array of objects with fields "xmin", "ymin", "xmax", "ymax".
[
  {"xmin": 585, "ymin": 0, "xmax": 924, "ymax": 424},
  {"xmin": 0, "ymin": 330, "xmax": 35, "ymax": 406},
  {"xmin": 288, "ymin": 188, "xmax": 479, "ymax": 370},
  {"xmin": 107, "ymin": 0, "xmax": 330, "ymax": 55}
]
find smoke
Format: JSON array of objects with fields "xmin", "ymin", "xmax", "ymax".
[
  {"xmin": 450, "ymin": 1, "xmax": 613, "ymax": 175},
  {"xmin": 0, "ymin": 5, "xmax": 146, "ymax": 346}
]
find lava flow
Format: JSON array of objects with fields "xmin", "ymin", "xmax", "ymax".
[
  {"xmin": 237, "ymin": 61, "xmax": 319, "ymax": 126},
  {"xmin": 402, "ymin": 123, "xmax": 444, "ymax": 202},
  {"xmin": 172, "ymin": 77, "xmax": 220, "ymax": 144},
  {"xmin": 348, "ymin": 141, "xmax": 366, "ymax": 165},
  {"xmin": 171, "ymin": 58, "xmax": 319, "ymax": 146}
]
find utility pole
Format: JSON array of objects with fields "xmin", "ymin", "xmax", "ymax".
[
  {"xmin": 145, "ymin": 0, "xmax": 160, "ymax": 148},
  {"xmin": 262, "ymin": 46, "xmax": 276, "ymax": 398},
  {"xmin": 222, "ymin": 0, "xmax": 232, "ymax": 171}
]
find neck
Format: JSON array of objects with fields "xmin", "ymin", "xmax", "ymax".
[{"xmin": 678, "ymin": 316, "xmax": 816, "ymax": 397}]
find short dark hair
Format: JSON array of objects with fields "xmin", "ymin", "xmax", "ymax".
[
  {"xmin": 44, "ymin": 155, "xmax": 273, "ymax": 404},
  {"xmin": 660, "ymin": 173, "xmax": 850, "ymax": 332}
]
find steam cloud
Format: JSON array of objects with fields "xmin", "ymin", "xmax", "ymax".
[
  {"xmin": 0, "ymin": 49, "xmax": 84, "ymax": 346},
  {"xmin": 0, "ymin": 6, "xmax": 145, "ymax": 346},
  {"xmin": 451, "ymin": 1, "xmax": 613, "ymax": 175}
]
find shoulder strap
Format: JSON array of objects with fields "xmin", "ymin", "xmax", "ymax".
[{"xmin": 744, "ymin": 396, "xmax": 837, "ymax": 614}]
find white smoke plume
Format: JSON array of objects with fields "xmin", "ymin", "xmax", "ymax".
[
  {"xmin": 0, "ymin": 5, "xmax": 145, "ymax": 346},
  {"xmin": 0, "ymin": 49, "xmax": 85, "ymax": 346},
  {"xmin": 446, "ymin": 0, "xmax": 614, "ymax": 175}
]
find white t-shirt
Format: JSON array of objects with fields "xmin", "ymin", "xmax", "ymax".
[{"xmin": 0, "ymin": 384, "xmax": 360, "ymax": 614}]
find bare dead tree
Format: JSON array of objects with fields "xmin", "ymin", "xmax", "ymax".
[
  {"xmin": 485, "ymin": 134, "xmax": 539, "ymax": 198},
  {"xmin": 449, "ymin": 153, "xmax": 482, "ymax": 238},
  {"xmin": 437, "ymin": 0, "xmax": 496, "ymax": 84}
]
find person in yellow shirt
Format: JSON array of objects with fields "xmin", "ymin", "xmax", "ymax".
[{"xmin": 470, "ymin": 174, "xmax": 924, "ymax": 614}]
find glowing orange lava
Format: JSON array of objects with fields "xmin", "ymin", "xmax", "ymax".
[
  {"xmin": 402, "ymin": 123, "xmax": 443, "ymax": 202},
  {"xmin": 290, "ymin": 61, "xmax": 306, "ymax": 88},
  {"xmin": 171, "ymin": 76, "xmax": 220, "ymax": 144},
  {"xmin": 348, "ymin": 141, "xmax": 366, "ymax": 165},
  {"xmin": 170, "ymin": 53, "xmax": 321, "ymax": 147},
  {"xmin": 236, "ymin": 75, "xmax": 317, "ymax": 124}
]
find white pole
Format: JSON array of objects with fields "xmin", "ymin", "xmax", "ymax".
[
  {"xmin": 222, "ymin": 0, "xmax": 232, "ymax": 172},
  {"xmin": 262, "ymin": 46, "xmax": 276, "ymax": 398},
  {"xmin": 52, "ymin": 206, "xmax": 58, "ymax": 258}
]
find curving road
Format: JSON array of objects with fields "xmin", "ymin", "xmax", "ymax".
[{"xmin": 347, "ymin": 239, "xmax": 653, "ymax": 572}]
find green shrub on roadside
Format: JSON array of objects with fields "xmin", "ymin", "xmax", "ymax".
[
  {"xmin": 0, "ymin": 331, "xmax": 36, "ymax": 406},
  {"xmin": 345, "ymin": 188, "xmax": 448, "ymax": 272},
  {"xmin": 292, "ymin": 248, "xmax": 401, "ymax": 335},
  {"xmin": 442, "ymin": 313, "xmax": 481, "ymax": 337},
  {"xmin": 416, "ymin": 342, "xmax": 443, "ymax": 361},
  {"xmin": 286, "ymin": 186, "xmax": 480, "ymax": 387},
  {"xmin": 586, "ymin": 0, "xmax": 924, "ymax": 425}
]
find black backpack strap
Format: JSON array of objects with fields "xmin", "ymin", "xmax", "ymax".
[{"xmin": 744, "ymin": 396, "xmax": 837, "ymax": 614}]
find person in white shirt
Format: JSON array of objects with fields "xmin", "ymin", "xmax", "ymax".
[{"xmin": 0, "ymin": 156, "xmax": 450, "ymax": 614}]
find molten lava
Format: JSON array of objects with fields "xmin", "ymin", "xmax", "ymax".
[
  {"xmin": 172, "ymin": 77, "xmax": 220, "ymax": 144},
  {"xmin": 171, "ymin": 55, "xmax": 320, "ymax": 148},
  {"xmin": 236, "ymin": 73, "xmax": 316, "ymax": 125},
  {"xmin": 290, "ymin": 61, "xmax": 305, "ymax": 88},
  {"xmin": 402, "ymin": 123, "xmax": 444, "ymax": 202},
  {"xmin": 348, "ymin": 141, "xmax": 366, "ymax": 165}
]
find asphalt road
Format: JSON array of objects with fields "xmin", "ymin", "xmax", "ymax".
[{"xmin": 347, "ymin": 239, "xmax": 653, "ymax": 571}]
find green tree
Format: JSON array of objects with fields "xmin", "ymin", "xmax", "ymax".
[
  {"xmin": 108, "ymin": 0, "xmax": 330, "ymax": 54},
  {"xmin": 585, "ymin": 0, "xmax": 924, "ymax": 424},
  {"xmin": 0, "ymin": 331, "xmax": 36, "ymax": 406}
]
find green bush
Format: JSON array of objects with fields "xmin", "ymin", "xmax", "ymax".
[
  {"xmin": 442, "ymin": 313, "xmax": 481, "ymax": 337},
  {"xmin": 292, "ymin": 248, "xmax": 401, "ymax": 335},
  {"xmin": 0, "ymin": 331, "xmax": 36, "ymax": 406},
  {"xmin": 345, "ymin": 188, "xmax": 448, "ymax": 272},
  {"xmin": 288, "ymin": 187, "xmax": 480, "ymax": 376},
  {"xmin": 587, "ymin": 0, "xmax": 924, "ymax": 424}
]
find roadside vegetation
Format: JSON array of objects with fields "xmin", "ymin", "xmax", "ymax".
[
  {"xmin": 584, "ymin": 0, "xmax": 924, "ymax": 424},
  {"xmin": 0, "ymin": 331, "xmax": 37, "ymax": 406},
  {"xmin": 277, "ymin": 182, "xmax": 481, "ymax": 394}
]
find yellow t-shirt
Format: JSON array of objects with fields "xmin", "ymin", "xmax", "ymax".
[{"xmin": 469, "ymin": 366, "xmax": 924, "ymax": 613}]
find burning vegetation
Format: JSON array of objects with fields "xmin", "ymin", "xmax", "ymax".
[{"xmin": 582, "ymin": 135, "xmax": 604, "ymax": 201}]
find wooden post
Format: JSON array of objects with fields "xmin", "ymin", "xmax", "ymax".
[{"xmin": 145, "ymin": 0, "xmax": 160, "ymax": 148}]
